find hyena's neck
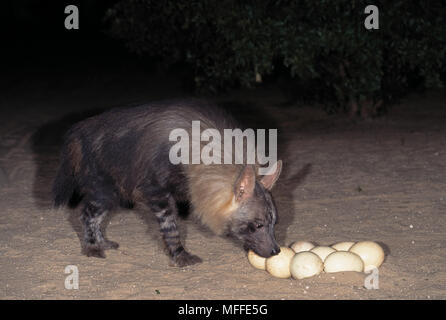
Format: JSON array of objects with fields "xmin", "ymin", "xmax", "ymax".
[{"xmin": 186, "ymin": 163, "xmax": 243, "ymax": 235}]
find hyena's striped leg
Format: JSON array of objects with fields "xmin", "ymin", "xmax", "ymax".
[
  {"xmin": 149, "ymin": 194, "xmax": 202, "ymax": 267},
  {"xmin": 80, "ymin": 198, "xmax": 119, "ymax": 258}
]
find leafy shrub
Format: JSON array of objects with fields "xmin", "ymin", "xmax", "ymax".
[{"xmin": 106, "ymin": 0, "xmax": 446, "ymax": 117}]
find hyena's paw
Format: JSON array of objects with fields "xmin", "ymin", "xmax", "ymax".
[
  {"xmin": 102, "ymin": 239, "xmax": 119, "ymax": 250},
  {"xmin": 174, "ymin": 251, "xmax": 202, "ymax": 267},
  {"xmin": 83, "ymin": 240, "xmax": 119, "ymax": 258},
  {"xmin": 83, "ymin": 244, "xmax": 106, "ymax": 258}
]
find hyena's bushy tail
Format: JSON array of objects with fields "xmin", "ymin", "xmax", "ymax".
[{"xmin": 52, "ymin": 158, "xmax": 79, "ymax": 208}]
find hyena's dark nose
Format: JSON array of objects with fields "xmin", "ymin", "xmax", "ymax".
[{"xmin": 271, "ymin": 246, "xmax": 280, "ymax": 256}]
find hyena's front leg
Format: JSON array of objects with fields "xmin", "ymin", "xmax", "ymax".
[
  {"xmin": 148, "ymin": 194, "xmax": 202, "ymax": 267},
  {"xmin": 80, "ymin": 199, "xmax": 119, "ymax": 258}
]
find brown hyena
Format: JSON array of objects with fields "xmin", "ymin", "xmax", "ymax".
[{"xmin": 52, "ymin": 99, "xmax": 282, "ymax": 267}]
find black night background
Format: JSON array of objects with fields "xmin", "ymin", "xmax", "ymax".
[{"xmin": 0, "ymin": 1, "xmax": 445, "ymax": 300}]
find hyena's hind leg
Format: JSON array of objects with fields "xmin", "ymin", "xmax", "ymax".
[
  {"xmin": 147, "ymin": 191, "xmax": 202, "ymax": 267},
  {"xmin": 80, "ymin": 191, "xmax": 120, "ymax": 258}
]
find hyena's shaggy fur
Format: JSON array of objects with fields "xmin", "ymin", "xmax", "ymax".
[{"xmin": 53, "ymin": 99, "xmax": 282, "ymax": 266}]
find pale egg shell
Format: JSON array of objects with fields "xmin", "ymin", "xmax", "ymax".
[
  {"xmin": 349, "ymin": 241, "xmax": 385, "ymax": 272},
  {"xmin": 247, "ymin": 250, "xmax": 266, "ymax": 270},
  {"xmin": 324, "ymin": 251, "xmax": 364, "ymax": 273},
  {"xmin": 331, "ymin": 241, "xmax": 356, "ymax": 251},
  {"xmin": 290, "ymin": 241, "xmax": 315, "ymax": 253},
  {"xmin": 266, "ymin": 247, "xmax": 295, "ymax": 278},
  {"xmin": 310, "ymin": 246, "xmax": 336, "ymax": 261},
  {"xmin": 290, "ymin": 251, "xmax": 324, "ymax": 279}
]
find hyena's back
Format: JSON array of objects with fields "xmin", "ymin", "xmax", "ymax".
[{"xmin": 53, "ymin": 99, "xmax": 236, "ymax": 206}]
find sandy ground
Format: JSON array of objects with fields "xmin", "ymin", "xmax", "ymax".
[{"xmin": 0, "ymin": 67, "xmax": 445, "ymax": 299}]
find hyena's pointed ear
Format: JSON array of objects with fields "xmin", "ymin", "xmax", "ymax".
[
  {"xmin": 234, "ymin": 165, "xmax": 256, "ymax": 202},
  {"xmin": 260, "ymin": 160, "xmax": 282, "ymax": 190}
]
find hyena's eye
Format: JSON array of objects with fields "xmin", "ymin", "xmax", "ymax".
[
  {"xmin": 247, "ymin": 222, "xmax": 264, "ymax": 233},
  {"xmin": 247, "ymin": 223, "xmax": 257, "ymax": 233}
]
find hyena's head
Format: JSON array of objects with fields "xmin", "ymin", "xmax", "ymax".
[{"xmin": 227, "ymin": 161, "xmax": 283, "ymax": 258}]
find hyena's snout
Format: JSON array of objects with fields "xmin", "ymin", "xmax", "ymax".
[
  {"xmin": 260, "ymin": 238, "xmax": 281, "ymax": 258},
  {"xmin": 247, "ymin": 228, "xmax": 281, "ymax": 258},
  {"xmin": 254, "ymin": 241, "xmax": 280, "ymax": 258},
  {"xmin": 270, "ymin": 244, "xmax": 281, "ymax": 256}
]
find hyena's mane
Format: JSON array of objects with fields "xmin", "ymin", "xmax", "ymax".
[
  {"xmin": 158, "ymin": 100, "xmax": 248, "ymax": 235},
  {"xmin": 137, "ymin": 99, "xmax": 251, "ymax": 235}
]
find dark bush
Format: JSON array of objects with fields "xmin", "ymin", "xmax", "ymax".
[{"xmin": 106, "ymin": 0, "xmax": 446, "ymax": 117}]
